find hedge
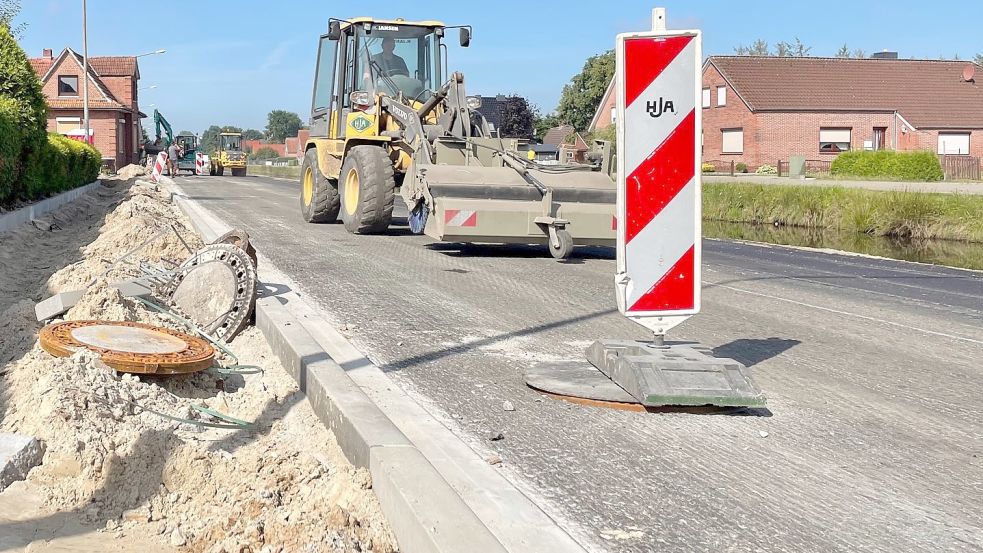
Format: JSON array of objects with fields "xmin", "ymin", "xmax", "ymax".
[
  {"xmin": 0, "ymin": 96, "xmax": 22, "ymax": 200},
  {"xmin": 830, "ymin": 150, "xmax": 944, "ymax": 181},
  {"xmin": 0, "ymin": 25, "xmax": 47, "ymax": 150},
  {"xmin": 0, "ymin": 25, "xmax": 100, "ymax": 205},
  {"xmin": 20, "ymin": 133, "xmax": 101, "ymax": 199}
]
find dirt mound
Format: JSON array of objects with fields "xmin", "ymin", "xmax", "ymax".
[
  {"xmin": 0, "ymin": 178, "xmax": 396, "ymax": 552},
  {"xmin": 117, "ymin": 164, "xmax": 149, "ymax": 179}
]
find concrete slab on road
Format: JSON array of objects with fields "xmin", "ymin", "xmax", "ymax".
[{"xmin": 176, "ymin": 173, "xmax": 983, "ymax": 552}]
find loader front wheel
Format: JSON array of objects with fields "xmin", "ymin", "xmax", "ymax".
[
  {"xmin": 338, "ymin": 145, "xmax": 395, "ymax": 234},
  {"xmin": 300, "ymin": 148, "xmax": 340, "ymax": 223},
  {"xmin": 548, "ymin": 229, "xmax": 574, "ymax": 260}
]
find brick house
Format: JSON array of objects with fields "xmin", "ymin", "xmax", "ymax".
[
  {"xmin": 542, "ymin": 124, "xmax": 589, "ymax": 163},
  {"xmin": 243, "ymin": 140, "xmax": 287, "ymax": 157},
  {"xmin": 30, "ymin": 48, "xmax": 143, "ymax": 170},
  {"xmin": 285, "ymin": 129, "xmax": 310, "ymax": 159},
  {"xmin": 591, "ymin": 56, "xmax": 983, "ymax": 169}
]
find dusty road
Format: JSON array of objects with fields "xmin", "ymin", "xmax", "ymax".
[{"xmin": 178, "ymin": 173, "xmax": 983, "ymax": 552}]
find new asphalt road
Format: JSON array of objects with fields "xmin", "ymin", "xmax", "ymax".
[{"xmin": 178, "ymin": 173, "xmax": 983, "ymax": 552}]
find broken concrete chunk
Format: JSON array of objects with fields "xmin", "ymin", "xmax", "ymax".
[
  {"xmin": 34, "ymin": 280, "xmax": 155, "ymax": 322},
  {"xmin": 0, "ymin": 432, "xmax": 45, "ymax": 492}
]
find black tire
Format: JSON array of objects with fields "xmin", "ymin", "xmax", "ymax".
[
  {"xmin": 300, "ymin": 148, "xmax": 340, "ymax": 223},
  {"xmin": 338, "ymin": 145, "xmax": 395, "ymax": 234},
  {"xmin": 218, "ymin": 165, "xmax": 225, "ymax": 176},
  {"xmin": 548, "ymin": 229, "xmax": 574, "ymax": 260}
]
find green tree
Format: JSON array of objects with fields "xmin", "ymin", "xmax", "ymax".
[
  {"xmin": 265, "ymin": 110, "xmax": 302, "ymax": 142},
  {"xmin": 497, "ymin": 95, "xmax": 535, "ymax": 139},
  {"xmin": 242, "ymin": 128, "xmax": 264, "ymax": 140},
  {"xmin": 250, "ymin": 146, "xmax": 279, "ymax": 161},
  {"xmin": 976, "ymin": 53, "xmax": 983, "ymax": 66},
  {"xmin": 853, "ymin": 49, "xmax": 866, "ymax": 59},
  {"xmin": 836, "ymin": 44, "xmax": 851, "ymax": 58},
  {"xmin": 0, "ymin": 0, "xmax": 25, "ymax": 39},
  {"xmin": 734, "ymin": 39, "xmax": 769, "ymax": 56},
  {"xmin": 556, "ymin": 50, "xmax": 614, "ymax": 132}
]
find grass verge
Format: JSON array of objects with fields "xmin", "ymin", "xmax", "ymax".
[{"xmin": 703, "ymin": 182, "xmax": 983, "ymax": 243}]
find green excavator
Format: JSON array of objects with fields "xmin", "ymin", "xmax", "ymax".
[{"xmin": 145, "ymin": 109, "xmax": 198, "ymax": 174}]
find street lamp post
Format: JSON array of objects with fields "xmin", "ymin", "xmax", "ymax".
[{"xmin": 81, "ymin": 0, "xmax": 89, "ymax": 145}]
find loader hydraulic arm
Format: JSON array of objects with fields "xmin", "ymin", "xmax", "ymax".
[{"xmin": 381, "ymin": 97, "xmax": 434, "ymax": 164}]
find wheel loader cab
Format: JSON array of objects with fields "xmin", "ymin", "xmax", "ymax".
[{"xmin": 310, "ymin": 18, "xmax": 447, "ymax": 142}]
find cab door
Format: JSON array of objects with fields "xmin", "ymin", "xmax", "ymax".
[{"xmin": 310, "ymin": 27, "xmax": 355, "ymax": 140}]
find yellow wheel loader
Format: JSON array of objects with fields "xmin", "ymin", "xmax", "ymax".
[
  {"xmin": 299, "ymin": 17, "xmax": 615, "ymax": 259},
  {"xmin": 209, "ymin": 132, "xmax": 248, "ymax": 177}
]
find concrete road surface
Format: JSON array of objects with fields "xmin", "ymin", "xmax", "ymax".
[{"xmin": 178, "ymin": 174, "xmax": 983, "ymax": 553}]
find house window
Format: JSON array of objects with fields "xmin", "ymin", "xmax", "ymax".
[
  {"xmin": 819, "ymin": 128, "xmax": 852, "ymax": 153},
  {"xmin": 610, "ymin": 106, "xmax": 616, "ymax": 124},
  {"xmin": 721, "ymin": 128, "xmax": 743, "ymax": 154},
  {"xmin": 716, "ymin": 86, "xmax": 726, "ymax": 107},
  {"xmin": 937, "ymin": 132, "xmax": 970, "ymax": 155},
  {"xmin": 702, "ymin": 88, "xmax": 711, "ymax": 108},
  {"xmin": 58, "ymin": 75, "xmax": 79, "ymax": 96},
  {"xmin": 55, "ymin": 117, "xmax": 80, "ymax": 134}
]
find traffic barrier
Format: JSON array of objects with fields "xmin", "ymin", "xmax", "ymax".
[
  {"xmin": 199, "ymin": 154, "xmax": 211, "ymax": 176},
  {"xmin": 614, "ymin": 12, "xmax": 701, "ymax": 333},
  {"xmin": 524, "ymin": 7, "xmax": 765, "ymax": 409},
  {"xmin": 150, "ymin": 151, "xmax": 168, "ymax": 183},
  {"xmin": 195, "ymin": 152, "xmax": 208, "ymax": 176}
]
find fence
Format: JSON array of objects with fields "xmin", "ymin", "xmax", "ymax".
[
  {"xmin": 939, "ymin": 155, "xmax": 981, "ymax": 181},
  {"xmin": 702, "ymin": 160, "xmax": 746, "ymax": 176},
  {"xmin": 777, "ymin": 159, "xmax": 832, "ymax": 178}
]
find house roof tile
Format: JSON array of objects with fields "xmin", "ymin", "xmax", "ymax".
[{"xmin": 708, "ymin": 56, "xmax": 983, "ymax": 129}]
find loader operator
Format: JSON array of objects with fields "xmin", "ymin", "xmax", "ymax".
[{"xmin": 371, "ymin": 37, "xmax": 408, "ymax": 77}]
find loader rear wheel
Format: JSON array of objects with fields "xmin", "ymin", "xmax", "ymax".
[
  {"xmin": 338, "ymin": 145, "xmax": 395, "ymax": 234},
  {"xmin": 548, "ymin": 229, "xmax": 574, "ymax": 260},
  {"xmin": 300, "ymin": 148, "xmax": 340, "ymax": 223}
]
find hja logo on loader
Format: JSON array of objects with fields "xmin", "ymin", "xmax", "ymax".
[{"xmin": 350, "ymin": 116, "xmax": 372, "ymax": 132}]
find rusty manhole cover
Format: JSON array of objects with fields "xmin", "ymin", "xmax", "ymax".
[{"xmin": 40, "ymin": 320, "xmax": 215, "ymax": 374}]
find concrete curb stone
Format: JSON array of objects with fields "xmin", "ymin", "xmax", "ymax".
[
  {"xmin": 0, "ymin": 433, "xmax": 44, "ymax": 492},
  {"xmin": 0, "ymin": 180, "xmax": 102, "ymax": 234},
  {"xmin": 165, "ymin": 180, "xmax": 508, "ymax": 553}
]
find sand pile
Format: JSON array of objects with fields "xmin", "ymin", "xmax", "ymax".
[
  {"xmin": 117, "ymin": 164, "xmax": 149, "ymax": 179},
  {"xmin": 0, "ymin": 177, "xmax": 396, "ymax": 552}
]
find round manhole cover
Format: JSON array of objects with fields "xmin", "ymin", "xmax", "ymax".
[
  {"xmin": 70, "ymin": 325, "xmax": 187, "ymax": 354},
  {"xmin": 40, "ymin": 320, "xmax": 215, "ymax": 374}
]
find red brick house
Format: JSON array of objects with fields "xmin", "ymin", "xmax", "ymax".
[
  {"xmin": 243, "ymin": 140, "xmax": 287, "ymax": 157},
  {"xmin": 591, "ymin": 56, "xmax": 983, "ymax": 169},
  {"xmin": 30, "ymin": 48, "xmax": 143, "ymax": 170}
]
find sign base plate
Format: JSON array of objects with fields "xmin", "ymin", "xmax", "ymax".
[{"xmin": 585, "ymin": 340, "xmax": 766, "ymax": 407}]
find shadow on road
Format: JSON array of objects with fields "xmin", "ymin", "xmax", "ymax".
[
  {"xmin": 429, "ymin": 242, "xmax": 614, "ymax": 261},
  {"xmin": 713, "ymin": 337, "xmax": 800, "ymax": 368},
  {"xmin": 384, "ymin": 307, "xmax": 619, "ymax": 372}
]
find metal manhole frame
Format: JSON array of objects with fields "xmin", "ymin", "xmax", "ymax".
[{"xmin": 158, "ymin": 243, "xmax": 257, "ymax": 342}]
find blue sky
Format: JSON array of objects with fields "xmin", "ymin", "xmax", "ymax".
[{"xmin": 13, "ymin": 0, "xmax": 983, "ymax": 134}]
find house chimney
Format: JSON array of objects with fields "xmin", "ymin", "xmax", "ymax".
[{"xmin": 42, "ymin": 48, "xmax": 53, "ymax": 59}]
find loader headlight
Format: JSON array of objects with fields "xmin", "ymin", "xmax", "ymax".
[
  {"xmin": 350, "ymin": 90, "xmax": 372, "ymax": 110},
  {"xmin": 466, "ymin": 96, "xmax": 482, "ymax": 110}
]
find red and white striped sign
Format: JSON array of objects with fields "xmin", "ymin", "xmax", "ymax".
[
  {"xmin": 150, "ymin": 151, "xmax": 168, "ymax": 183},
  {"xmin": 615, "ymin": 29, "xmax": 702, "ymax": 318},
  {"xmin": 444, "ymin": 209, "xmax": 477, "ymax": 227},
  {"xmin": 195, "ymin": 152, "xmax": 206, "ymax": 175}
]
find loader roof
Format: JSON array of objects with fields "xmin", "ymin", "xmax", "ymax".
[{"xmin": 343, "ymin": 17, "xmax": 446, "ymax": 28}]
